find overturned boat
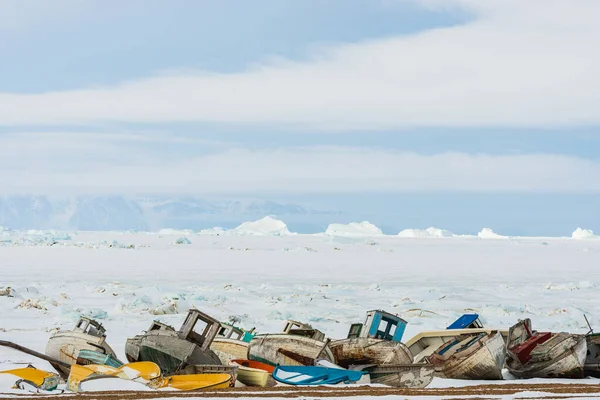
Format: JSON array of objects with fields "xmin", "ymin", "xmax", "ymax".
[
  {"xmin": 210, "ymin": 322, "xmax": 254, "ymax": 364},
  {"xmin": 352, "ymin": 363, "xmax": 434, "ymax": 388},
  {"xmin": 428, "ymin": 331, "xmax": 505, "ymax": 380},
  {"xmin": 505, "ymin": 318, "xmax": 586, "ymax": 379},
  {"xmin": 248, "ymin": 320, "xmax": 335, "ymax": 366},
  {"xmin": 125, "ymin": 309, "xmax": 222, "ymax": 375},
  {"xmin": 45, "ymin": 317, "xmax": 118, "ymax": 378},
  {"xmin": 330, "ymin": 310, "xmax": 413, "ymax": 368}
]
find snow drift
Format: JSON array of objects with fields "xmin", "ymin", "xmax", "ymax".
[
  {"xmin": 398, "ymin": 227, "xmax": 454, "ymax": 238},
  {"xmin": 325, "ymin": 221, "xmax": 383, "ymax": 237}
]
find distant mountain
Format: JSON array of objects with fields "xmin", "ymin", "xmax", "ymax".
[{"xmin": 0, "ymin": 195, "xmax": 339, "ymax": 232}]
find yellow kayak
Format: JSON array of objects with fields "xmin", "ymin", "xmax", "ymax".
[
  {"xmin": 0, "ymin": 367, "xmax": 59, "ymax": 391},
  {"xmin": 165, "ymin": 373, "xmax": 231, "ymax": 390}
]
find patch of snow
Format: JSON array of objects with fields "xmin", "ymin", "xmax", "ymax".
[
  {"xmin": 398, "ymin": 227, "xmax": 454, "ymax": 238},
  {"xmin": 231, "ymin": 216, "xmax": 291, "ymax": 236},
  {"xmin": 572, "ymin": 227, "xmax": 598, "ymax": 239},
  {"xmin": 325, "ymin": 221, "xmax": 383, "ymax": 237},
  {"xmin": 197, "ymin": 227, "xmax": 227, "ymax": 235},
  {"xmin": 158, "ymin": 228, "xmax": 194, "ymax": 236},
  {"xmin": 477, "ymin": 228, "xmax": 508, "ymax": 239}
]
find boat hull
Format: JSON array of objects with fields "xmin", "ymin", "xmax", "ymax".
[
  {"xmin": 210, "ymin": 338, "xmax": 249, "ymax": 364},
  {"xmin": 330, "ymin": 338, "xmax": 413, "ymax": 368},
  {"xmin": 429, "ymin": 332, "xmax": 505, "ymax": 380},
  {"xmin": 45, "ymin": 332, "xmax": 116, "ymax": 378},
  {"xmin": 363, "ymin": 363, "xmax": 434, "ymax": 388},
  {"xmin": 177, "ymin": 364, "xmax": 238, "ymax": 387},
  {"xmin": 126, "ymin": 334, "xmax": 221, "ymax": 375},
  {"xmin": 507, "ymin": 331, "xmax": 587, "ymax": 379},
  {"xmin": 248, "ymin": 334, "xmax": 335, "ymax": 367},
  {"xmin": 273, "ymin": 365, "xmax": 365, "ymax": 385},
  {"xmin": 230, "ymin": 359, "xmax": 275, "ymax": 387}
]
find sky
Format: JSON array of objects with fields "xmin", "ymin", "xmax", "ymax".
[{"xmin": 0, "ymin": 0, "xmax": 599, "ymax": 234}]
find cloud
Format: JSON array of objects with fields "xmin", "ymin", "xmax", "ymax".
[
  {"xmin": 0, "ymin": 0, "xmax": 599, "ymax": 129},
  {"xmin": 1, "ymin": 132, "xmax": 599, "ymax": 194}
]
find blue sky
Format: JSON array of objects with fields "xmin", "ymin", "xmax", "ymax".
[{"xmin": 0, "ymin": 0, "xmax": 599, "ymax": 235}]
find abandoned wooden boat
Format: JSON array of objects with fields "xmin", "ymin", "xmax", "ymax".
[
  {"xmin": 0, "ymin": 367, "xmax": 59, "ymax": 391},
  {"xmin": 125, "ymin": 309, "xmax": 222, "ymax": 375},
  {"xmin": 230, "ymin": 359, "xmax": 275, "ymax": 387},
  {"xmin": 45, "ymin": 317, "xmax": 118, "ymax": 378},
  {"xmin": 405, "ymin": 314, "xmax": 509, "ymax": 363},
  {"xmin": 210, "ymin": 322, "xmax": 254, "ymax": 364},
  {"xmin": 248, "ymin": 320, "xmax": 335, "ymax": 366},
  {"xmin": 427, "ymin": 331, "xmax": 505, "ymax": 380},
  {"xmin": 585, "ymin": 332, "xmax": 600, "ymax": 377},
  {"xmin": 505, "ymin": 318, "xmax": 586, "ymax": 379},
  {"xmin": 351, "ymin": 363, "xmax": 434, "ymax": 388},
  {"xmin": 272, "ymin": 365, "xmax": 366, "ymax": 385},
  {"xmin": 330, "ymin": 310, "xmax": 413, "ymax": 368}
]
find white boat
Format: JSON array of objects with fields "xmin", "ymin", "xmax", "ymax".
[
  {"xmin": 45, "ymin": 317, "xmax": 118, "ymax": 378},
  {"xmin": 428, "ymin": 331, "xmax": 505, "ymax": 380},
  {"xmin": 248, "ymin": 320, "xmax": 334, "ymax": 366}
]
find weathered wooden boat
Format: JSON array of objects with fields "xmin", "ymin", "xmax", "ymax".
[
  {"xmin": 210, "ymin": 322, "xmax": 254, "ymax": 364},
  {"xmin": 505, "ymin": 318, "xmax": 586, "ymax": 379},
  {"xmin": 272, "ymin": 365, "xmax": 366, "ymax": 385},
  {"xmin": 0, "ymin": 367, "xmax": 59, "ymax": 391},
  {"xmin": 177, "ymin": 364, "xmax": 238, "ymax": 387},
  {"xmin": 45, "ymin": 317, "xmax": 118, "ymax": 378},
  {"xmin": 125, "ymin": 309, "xmax": 222, "ymax": 375},
  {"xmin": 248, "ymin": 320, "xmax": 334, "ymax": 366},
  {"xmin": 230, "ymin": 359, "xmax": 275, "ymax": 387},
  {"xmin": 406, "ymin": 325, "xmax": 509, "ymax": 363},
  {"xmin": 427, "ymin": 331, "xmax": 505, "ymax": 380},
  {"xmin": 585, "ymin": 332, "xmax": 600, "ymax": 377},
  {"xmin": 351, "ymin": 363, "xmax": 434, "ymax": 388},
  {"xmin": 330, "ymin": 310, "xmax": 413, "ymax": 368}
]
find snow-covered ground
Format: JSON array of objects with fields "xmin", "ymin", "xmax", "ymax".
[{"xmin": 1, "ymin": 218, "xmax": 600, "ymax": 398}]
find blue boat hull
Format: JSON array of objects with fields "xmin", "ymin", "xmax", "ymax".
[{"xmin": 272, "ymin": 365, "xmax": 365, "ymax": 385}]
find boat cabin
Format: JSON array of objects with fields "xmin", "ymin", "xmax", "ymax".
[
  {"xmin": 177, "ymin": 309, "xmax": 221, "ymax": 350},
  {"xmin": 283, "ymin": 320, "xmax": 326, "ymax": 342},
  {"xmin": 446, "ymin": 314, "xmax": 484, "ymax": 330},
  {"xmin": 148, "ymin": 320, "xmax": 175, "ymax": 332},
  {"xmin": 218, "ymin": 322, "xmax": 255, "ymax": 342},
  {"xmin": 346, "ymin": 309, "xmax": 407, "ymax": 342},
  {"xmin": 73, "ymin": 317, "xmax": 107, "ymax": 339}
]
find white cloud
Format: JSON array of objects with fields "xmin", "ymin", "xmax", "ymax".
[
  {"xmin": 0, "ymin": 0, "xmax": 599, "ymax": 128},
  {"xmin": 0, "ymin": 132, "xmax": 598, "ymax": 194}
]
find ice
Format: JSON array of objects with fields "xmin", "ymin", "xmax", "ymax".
[
  {"xmin": 572, "ymin": 227, "xmax": 598, "ymax": 239},
  {"xmin": 158, "ymin": 228, "xmax": 195, "ymax": 235},
  {"xmin": 1, "ymin": 230, "xmax": 600, "ymax": 395},
  {"xmin": 477, "ymin": 227, "xmax": 508, "ymax": 239},
  {"xmin": 325, "ymin": 221, "xmax": 383, "ymax": 237},
  {"xmin": 231, "ymin": 216, "xmax": 292, "ymax": 236},
  {"xmin": 398, "ymin": 227, "xmax": 454, "ymax": 238},
  {"xmin": 172, "ymin": 237, "xmax": 192, "ymax": 245}
]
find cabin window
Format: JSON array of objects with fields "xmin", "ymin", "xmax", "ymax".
[
  {"xmin": 388, "ymin": 322, "xmax": 397, "ymax": 337},
  {"xmin": 347, "ymin": 323, "xmax": 362, "ymax": 339},
  {"xmin": 378, "ymin": 319, "xmax": 388, "ymax": 333},
  {"xmin": 78, "ymin": 320, "xmax": 88, "ymax": 330},
  {"xmin": 193, "ymin": 319, "xmax": 208, "ymax": 338}
]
